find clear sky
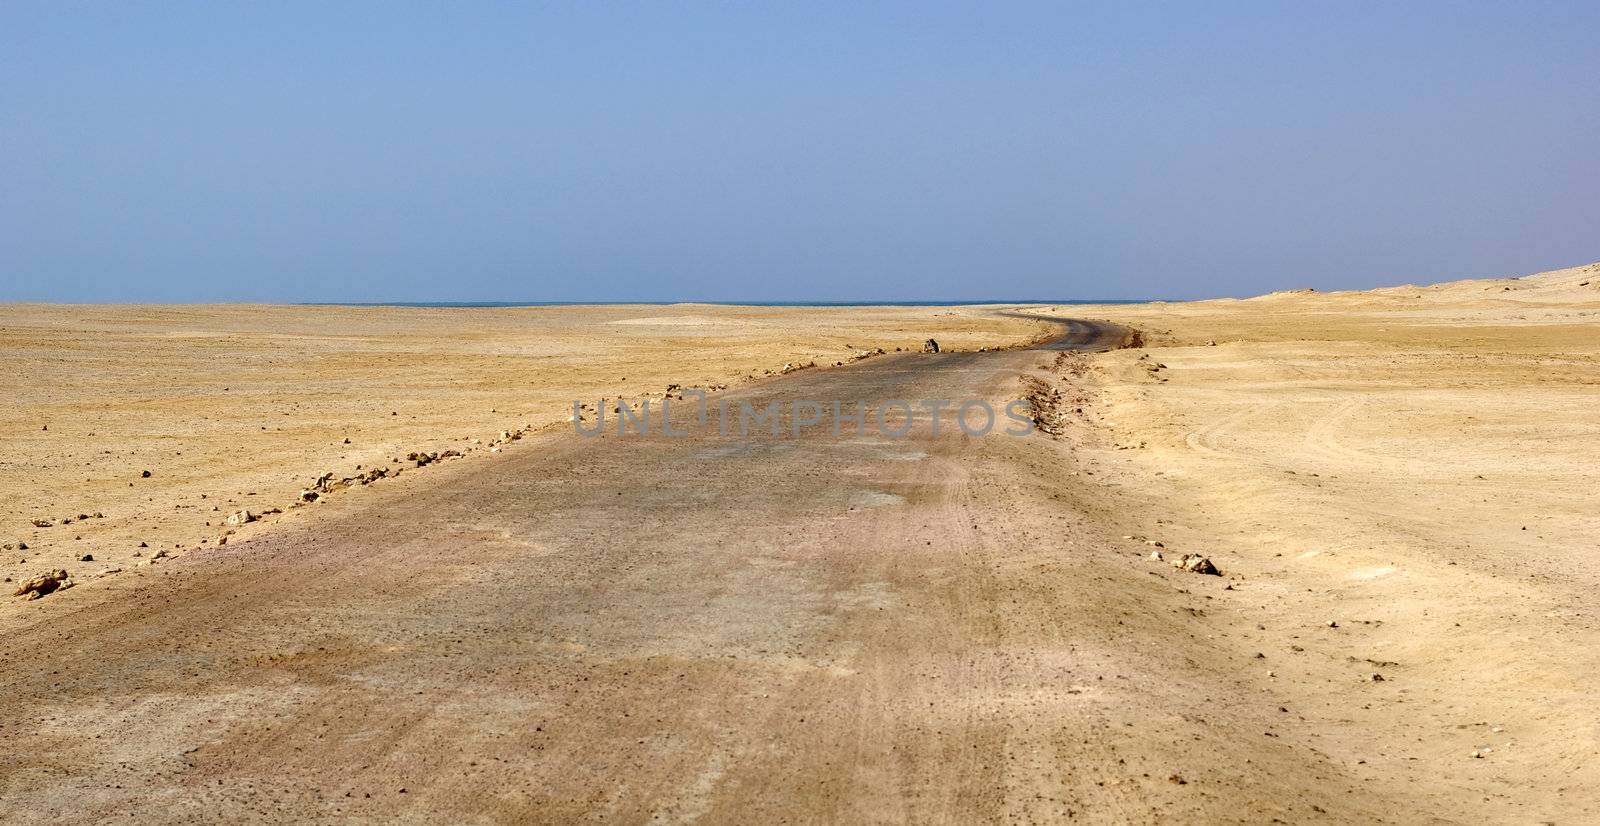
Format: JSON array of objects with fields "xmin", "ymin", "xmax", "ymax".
[{"xmin": 3, "ymin": 2, "xmax": 1597, "ymax": 303}]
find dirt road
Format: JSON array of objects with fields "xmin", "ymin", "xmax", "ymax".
[{"xmin": 1, "ymin": 319, "xmax": 1403, "ymax": 823}]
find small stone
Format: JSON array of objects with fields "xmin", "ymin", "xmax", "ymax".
[
  {"xmin": 140, "ymin": 470, "xmax": 152, "ymax": 478},
  {"xmin": 225, "ymin": 510, "xmax": 257, "ymax": 527},
  {"xmin": 78, "ymin": 553, "xmax": 93, "ymax": 562},
  {"xmin": 1370, "ymin": 673, "xmax": 1385, "ymax": 682},
  {"xmin": 1327, "ymin": 620, "xmax": 1339, "ymax": 628}
]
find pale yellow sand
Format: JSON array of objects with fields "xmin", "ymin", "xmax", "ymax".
[
  {"xmin": 1031, "ymin": 261, "xmax": 1600, "ymax": 817},
  {"xmin": 0, "ymin": 303, "xmax": 1050, "ymax": 585},
  {"xmin": 5, "ymin": 264, "xmax": 1598, "ymax": 818}
]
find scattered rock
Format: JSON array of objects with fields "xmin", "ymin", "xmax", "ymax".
[
  {"xmin": 13, "ymin": 569, "xmax": 72, "ymax": 600},
  {"xmin": 31, "ymin": 519, "xmax": 53, "ymax": 528},
  {"xmin": 406, "ymin": 451, "xmax": 444, "ymax": 467},
  {"xmin": 1205, "ymin": 340, "xmax": 1217, "ymax": 346},
  {"xmin": 78, "ymin": 553, "xmax": 93, "ymax": 562},
  {"xmin": 1370, "ymin": 673, "xmax": 1386, "ymax": 682},
  {"xmin": 1148, "ymin": 550, "xmax": 1164, "ymax": 562},
  {"xmin": 225, "ymin": 510, "xmax": 256, "ymax": 526},
  {"xmin": 1021, "ymin": 376, "xmax": 1069, "ymax": 435},
  {"xmin": 299, "ymin": 489, "xmax": 320, "ymax": 503},
  {"xmin": 921, "ymin": 339, "xmax": 941, "ymax": 354},
  {"xmin": 140, "ymin": 470, "xmax": 152, "ymax": 478},
  {"xmin": 1172, "ymin": 554, "xmax": 1221, "ymax": 575}
]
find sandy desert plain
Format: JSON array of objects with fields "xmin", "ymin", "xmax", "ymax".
[
  {"xmin": 0, "ymin": 303, "xmax": 1053, "ymax": 599},
  {"xmin": 2, "ymin": 262, "xmax": 1599, "ymax": 823}
]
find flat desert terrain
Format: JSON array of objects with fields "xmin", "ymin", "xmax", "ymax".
[
  {"xmin": 0, "ymin": 303, "xmax": 1051, "ymax": 604},
  {"xmin": 2, "ymin": 263, "xmax": 1597, "ymax": 823},
  {"xmin": 1037, "ymin": 261, "xmax": 1600, "ymax": 820}
]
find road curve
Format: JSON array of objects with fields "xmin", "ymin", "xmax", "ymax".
[{"xmin": 0, "ymin": 316, "xmax": 1383, "ymax": 824}]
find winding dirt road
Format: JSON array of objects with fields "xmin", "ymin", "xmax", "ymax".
[{"xmin": 0, "ymin": 319, "xmax": 1397, "ymax": 823}]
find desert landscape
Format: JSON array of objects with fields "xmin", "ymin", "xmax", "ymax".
[
  {"xmin": 3, "ymin": 263, "xmax": 1597, "ymax": 822},
  {"xmin": 1025, "ymin": 261, "xmax": 1600, "ymax": 820},
  {"xmin": 9, "ymin": 2, "xmax": 1595, "ymax": 819},
  {"xmin": 0, "ymin": 303, "xmax": 1051, "ymax": 612}
]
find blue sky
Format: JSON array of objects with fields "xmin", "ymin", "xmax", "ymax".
[{"xmin": 3, "ymin": 1, "xmax": 1597, "ymax": 302}]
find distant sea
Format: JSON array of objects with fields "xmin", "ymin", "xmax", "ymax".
[{"xmin": 311, "ymin": 299, "xmax": 1151, "ymax": 308}]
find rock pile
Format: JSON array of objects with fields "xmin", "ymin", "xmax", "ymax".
[
  {"xmin": 404, "ymin": 449, "xmax": 462, "ymax": 468},
  {"xmin": 1021, "ymin": 377, "xmax": 1067, "ymax": 435},
  {"xmin": 13, "ymin": 569, "xmax": 72, "ymax": 600},
  {"xmin": 1172, "ymin": 554, "xmax": 1221, "ymax": 575}
]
